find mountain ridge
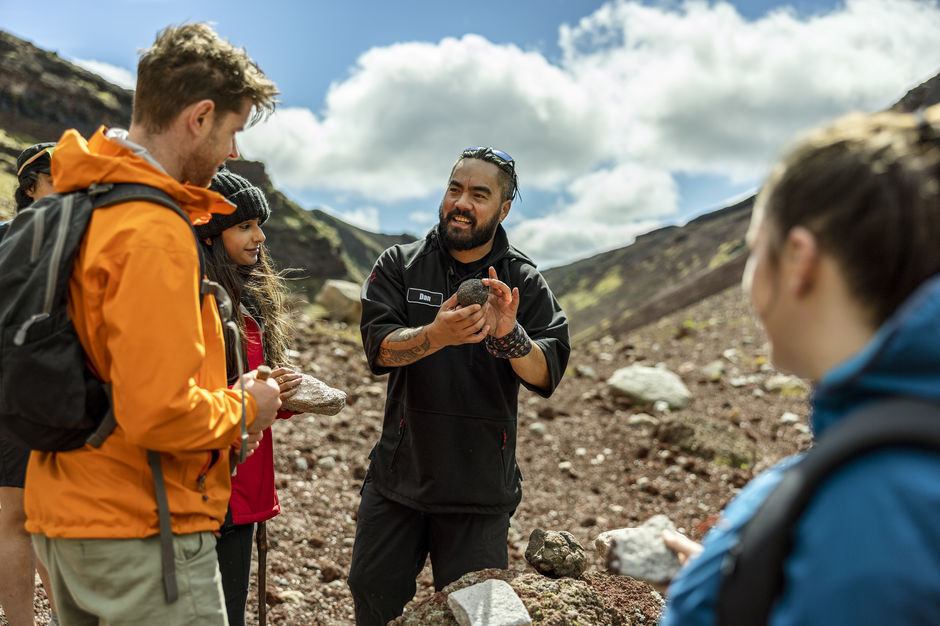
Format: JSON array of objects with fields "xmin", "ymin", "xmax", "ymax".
[
  {"xmin": 2, "ymin": 28, "xmax": 937, "ymax": 339},
  {"xmin": 545, "ymin": 69, "xmax": 940, "ymax": 343}
]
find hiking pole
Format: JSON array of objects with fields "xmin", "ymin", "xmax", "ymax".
[
  {"xmin": 254, "ymin": 366, "xmax": 272, "ymax": 626},
  {"xmin": 257, "ymin": 521, "xmax": 268, "ymax": 626}
]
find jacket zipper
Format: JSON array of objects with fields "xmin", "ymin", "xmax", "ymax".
[
  {"xmin": 388, "ymin": 418, "xmax": 406, "ymax": 470},
  {"xmin": 498, "ymin": 428, "xmax": 508, "ymax": 486}
]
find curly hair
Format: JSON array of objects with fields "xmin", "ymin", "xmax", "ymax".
[{"xmin": 134, "ymin": 23, "xmax": 279, "ymax": 133}]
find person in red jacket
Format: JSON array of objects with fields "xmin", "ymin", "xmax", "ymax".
[{"xmin": 200, "ymin": 168, "xmax": 301, "ymax": 626}]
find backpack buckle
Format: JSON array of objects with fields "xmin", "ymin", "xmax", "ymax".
[{"xmin": 87, "ymin": 182, "xmax": 115, "ymax": 198}]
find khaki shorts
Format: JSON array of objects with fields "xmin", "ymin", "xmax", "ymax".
[{"xmin": 33, "ymin": 531, "xmax": 227, "ymax": 626}]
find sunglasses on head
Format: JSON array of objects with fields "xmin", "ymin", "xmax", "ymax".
[
  {"xmin": 464, "ymin": 146, "xmax": 514, "ymax": 166},
  {"xmin": 17, "ymin": 147, "xmax": 54, "ymax": 177}
]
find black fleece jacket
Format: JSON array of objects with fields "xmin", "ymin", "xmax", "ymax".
[{"xmin": 360, "ymin": 225, "xmax": 570, "ymax": 514}]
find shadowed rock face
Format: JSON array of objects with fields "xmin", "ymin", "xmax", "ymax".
[
  {"xmin": 891, "ymin": 73, "xmax": 940, "ymax": 113},
  {"xmin": 0, "ymin": 30, "xmax": 133, "ymax": 144}
]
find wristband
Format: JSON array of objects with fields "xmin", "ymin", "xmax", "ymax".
[{"xmin": 484, "ymin": 322, "xmax": 533, "ymax": 359}]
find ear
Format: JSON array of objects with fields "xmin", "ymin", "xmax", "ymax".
[
  {"xmin": 499, "ymin": 200, "xmax": 511, "ymax": 222},
  {"xmin": 186, "ymin": 99, "xmax": 216, "ymax": 138},
  {"xmin": 783, "ymin": 226, "xmax": 819, "ymax": 297}
]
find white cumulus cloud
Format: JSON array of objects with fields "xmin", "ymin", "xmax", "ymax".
[
  {"xmin": 241, "ymin": 34, "xmax": 603, "ymax": 201},
  {"xmin": 325, "ymin": 206, "xmax": 380, "ymax": 232},
  {"xmin": 560, "ymin": 0, "xmax": 940, "ymax": 181},
  {"xmin": 241, "ymin": 0, "xmax": 940, "ymax": 267},
  {"xmin": 509, "ymin": 162, "xmax": 677, "ymax": 267}
]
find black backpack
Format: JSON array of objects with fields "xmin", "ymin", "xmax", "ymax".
[
  {"xmin": 0, "ymin": 183, "xmax": 206, "ymax": 450},
  {"xmin": 0, "ymin": 182, "xmax": 245, "ymax": 603},
  {"xmin": 717, "ymin": 396, "xmax": 940, "ymax": 625}
]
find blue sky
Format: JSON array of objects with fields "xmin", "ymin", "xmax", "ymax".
[{"xmin": 4, "ymin": 0, "xmax": 940, "ymax": 267}]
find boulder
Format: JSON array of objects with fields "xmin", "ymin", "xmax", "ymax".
[
  {"xmin": 390, "ymin": 569, "xmax": 514, "ymax": 626},
  {"xmin": 390, "ymin": 568, "xmax": 648, "ymax": 626},
  {"xmin": 656, "ymin": 413, "xmax": 759, "ymax": 467},
  {"xmin": 315, "ymin": 279, "xmax": 362, "ymax": 324},
  {"xmin": 524, "ymin": 529, "xmax": 586, "ymax": 578},
  {"xmin": 511, "ymin": 573, "xmax": 620, "ymax": 625},
  {"xmin": 447, "ymin": 579, "xmax": 531, "ymax": 626},
  {"xmin": 607, "ymin": 365, "xmax": 691, "ymax": 409}
]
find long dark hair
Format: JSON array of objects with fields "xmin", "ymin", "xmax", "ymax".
[
  {"xmin": 200, "ymin": 236, "xmax": 293, "ymax": 383},
  {"xmin": 14, "ymin": 171, "xmax": 40, "ymax": 210}
]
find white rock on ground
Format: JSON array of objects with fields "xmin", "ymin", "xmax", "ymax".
[
  {"xmin": 607, "ymin": 365, "xmax": 691, "ymax": 409},
  {"xmin": 446, "ymin": 579, "xmax": 532, "ymax": 626}
]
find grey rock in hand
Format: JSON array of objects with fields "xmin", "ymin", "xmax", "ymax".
[
  {"xmin": 280, "ymin": 373, "xmax": 346, "ymax": 415},
  {"xmin": 605, "ymin": 514, "xmax": 682, "ymax": 584},
  {"xmin": 456, "ymin": 279, "xmax": 489, "ymax": 307}
]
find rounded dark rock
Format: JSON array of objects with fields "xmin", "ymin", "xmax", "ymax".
[{"xmin": 456, "ymin": 279, "xmax": 489, "ymax": 307}]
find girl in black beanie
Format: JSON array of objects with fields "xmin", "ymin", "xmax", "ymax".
[{"xmin": 201, "ymin": 168, "xmax": 301, "ymax": 626}]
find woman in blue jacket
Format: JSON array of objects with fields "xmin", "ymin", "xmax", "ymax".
[{"xmin": 660, "ymin": 105, "xmax": 940, "ymax": 624}]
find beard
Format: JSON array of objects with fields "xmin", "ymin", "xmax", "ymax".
[
  {"xmin": 180, "ymin": 127, "xmax": 224, "ymax": 187},
  {"xmin": 438, "ymin": 202, "xmax": 502, "ymax": 252}
]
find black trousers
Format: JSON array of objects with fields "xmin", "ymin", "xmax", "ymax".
[
  {"xmin": 347, "ymin": 480, "xmax": 511, "ymax": 626},
  {"xmin": 216, "ymin": 507, "xmax": 256, "ymax": 626}
]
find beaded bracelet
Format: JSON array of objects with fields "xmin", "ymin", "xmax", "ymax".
[{"xmin": 484, "ymin": 322, "xmax": 533, "ymax": 359}]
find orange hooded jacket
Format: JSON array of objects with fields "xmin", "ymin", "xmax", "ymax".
[{"xmin": 24, "ymin": 127, "xmax": 258, "ymax": 539}]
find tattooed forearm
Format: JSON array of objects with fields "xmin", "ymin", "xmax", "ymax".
[
  {"xmin": 387, "ymin": 327, "xmax": 424, "ymax": 343},
  {"xmin": 377, "ymin": 327, "xmax": 432, "ymax": 366}
]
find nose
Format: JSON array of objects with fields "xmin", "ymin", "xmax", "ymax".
[
  {"xmin": 253, "ymin": 225, "xmax": 266, "ymax": 244},
  {"xmin": 454, "ymin": 190, "xmax": 472, "ymax": 211},
  {"xmin": 229, "ymin": 137, "xmax": 240, "ymax": 160}
]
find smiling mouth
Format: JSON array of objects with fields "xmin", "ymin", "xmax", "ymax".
[{"xmin": 450, "ymin": 214, "xmax": 474, "ymax": 227}]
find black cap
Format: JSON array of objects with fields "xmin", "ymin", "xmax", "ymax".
[
  {"xmin": 198, "ymin": 169, "xmax": 271, "ymax": 239},
  {"xmin": 16, "ymin": 142, "xmax": 56, "ymax": 180}
]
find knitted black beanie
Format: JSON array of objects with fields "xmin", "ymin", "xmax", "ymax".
[{"xmin": 198, "ymin": 169, "xmax": 271, "ymax": 239}]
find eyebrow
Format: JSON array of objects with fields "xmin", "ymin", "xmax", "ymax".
[{"xmin": 449, "ymin": 179, "xmax": 493, "ymax": 196}]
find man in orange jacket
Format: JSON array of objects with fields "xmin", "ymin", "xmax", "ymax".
[{"xmin": 24, "ymin": 24, "xmax": 282, "ymax": 625}]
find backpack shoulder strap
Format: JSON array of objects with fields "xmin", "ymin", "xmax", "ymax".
[
  {"xmin": 717, "ymin": 396, "xmax": 940, "ymax": 626},
  {"xmin": 85, "ymin": 182, "xmax": 205, "ymax": 605},
  {"xmin": 86, "ymin": 182, "xmax": 208, "ymax": 302}
]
